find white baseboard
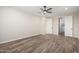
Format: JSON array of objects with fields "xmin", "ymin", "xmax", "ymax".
[{"xmin": 0, "ymin": 34, "xmax": 41, "ymax": 44}]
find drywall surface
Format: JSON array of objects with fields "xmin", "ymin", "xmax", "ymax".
[
  {"xmin": 73, "ymin": 15, "xmax": 79, "ymax": 38},
  {"xmin": 0, "ymin": 7, "xmax": 41, "ymax": 43},
  {"xmin": 52, "ymin": 16, "xmax": 59, "ymax": 35}
]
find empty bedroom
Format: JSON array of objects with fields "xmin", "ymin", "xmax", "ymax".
[{"xmin": 0, "ymin": 6, "xmax": 79, "ymax": 53}]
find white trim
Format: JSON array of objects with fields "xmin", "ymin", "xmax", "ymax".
[{"xmin": 0, "ymin": 34, "xmax": 41, "ymax": 44}]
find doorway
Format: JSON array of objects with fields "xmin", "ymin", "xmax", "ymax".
[
  {"xmin": 59, "ymin": 17, "xmax": 65, "ymax": 36},
  {"xmin": 58, "ymin": 16, "xmax": 73, "ymax": 36}
]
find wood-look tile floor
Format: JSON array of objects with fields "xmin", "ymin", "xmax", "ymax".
[{"xmin": 0, "ymin": 34, "xmax": 79, "ymax": 53}]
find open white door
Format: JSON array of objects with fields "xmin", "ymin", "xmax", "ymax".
[{"xmin": 64, "ymin": 16, "xmax": 73, "ymax": 36}]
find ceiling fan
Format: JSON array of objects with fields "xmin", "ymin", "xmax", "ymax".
[{"xmin": 40, "ymin": 6, "xmax": 52, "ymax": 15}]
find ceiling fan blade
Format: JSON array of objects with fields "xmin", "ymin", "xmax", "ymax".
[
  {"xmin": 47, "ymin": 11, "xmax": 52, "ymax": 13},
  {"xmin": 47, "ymin": 8, "xmax": 52, "ymax": 10}
]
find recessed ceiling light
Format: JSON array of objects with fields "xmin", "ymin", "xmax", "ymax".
[{"xmin": 65, "ymin": 8, "xmax": 68, "ymax": 10}]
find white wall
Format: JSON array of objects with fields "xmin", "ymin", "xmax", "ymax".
[
  {"xmin": 73, "ymin": 14, "xmax": 79, "ymax": 38},
  {"xmin": 40, "ymin": 17, "xmax": 47, "ymax": 35},
  {"xmin": 46, "ymin": 18, "xmax": 53, "ymax": 34},
  {"xmin": 52, "ymin": 16, "xmax": 59, "ymax": 35},
  {"xmin": 0, "ymin": 8, "xmax": 3, "ymax": 40},
  {"xmin": 41, "ymin": 16, "xmax": 59, "ymax": 35},
  {"xmin": 77, "ymin": 16, "xmax": 79, "ymax": 38},
  {"xmin": 40, "ymin": 17, "xmax": 54, "ymax": 34},
  {"xmin": 0, "ymin": 7, "xmax": 41, "ymax": 43},
  {"xmin": 64, "ymin": 16, "xmax": 73, "ymax": 36}
]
